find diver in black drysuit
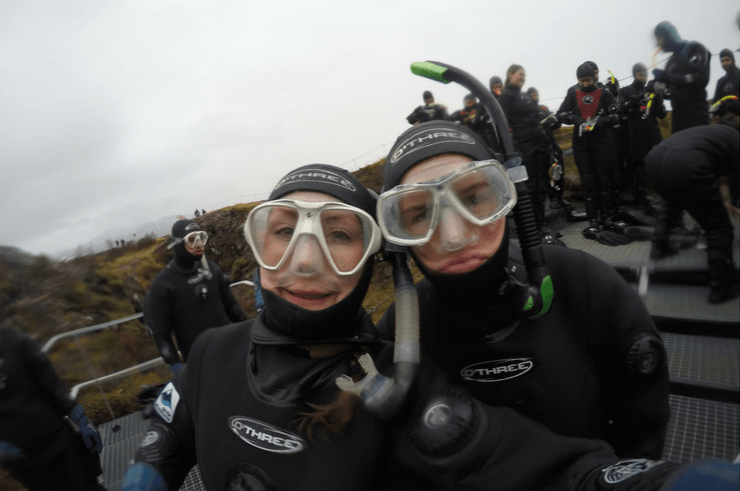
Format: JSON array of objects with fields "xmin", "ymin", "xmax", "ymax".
[
  {"xmin": 646, "ymin": 123, "xmax": 739, "ymax": 304},
  {"xmin": 0, "ymin": 327, "xmax": 105, "ymax": 491},
  {"xmin": 712, "ymin": 48, "xmax": 740, "ymax": 117},
  {"xmin": 558, "ymin": 63, "xmax": 622, "ymax": 235},
  {"xmin": 377, "ymin": 121, "xmax": 669, "ymax": 461},
  {"xmin": 653, "ymin": 21, "xmax": 710, "ymax": 134},
  {"xmin": 499, "ymin": 79, "xmax": 555, "ymax": 241},
  {"xmin": 407, "ymin": 90, "xmax": 448, "ymax": 125},
  {"xmin": 120, "ymin": 164, "xmax": 727, "ymax": 491},
  {"xmin": 527, "ymin": 87, "xmax": 572, "ymax": 212},
  {"xmin": 144, "ymin": 219, "xmax": 246, "ymax": 372},
  {"xmin": 619, "ymin": 64, "xmax": 667, "ymax": 206}
]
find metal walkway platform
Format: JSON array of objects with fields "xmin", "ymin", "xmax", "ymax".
[
  {"xmin": 98, "ymin": 412, "xmax": 205, "ymax": 491},
  {"xmin": 97, "ymin": 211, "xmax": 739, "ymax": 489},
  {"xmin": 98, "ymin": 393, "xmax": 740, "ymax": 489}
]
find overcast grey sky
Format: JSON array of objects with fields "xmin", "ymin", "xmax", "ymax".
[{"xmin": 2, "ymin": 0, "xmax": 738, "ymax": 256}]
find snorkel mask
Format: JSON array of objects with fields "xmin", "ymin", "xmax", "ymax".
[
  {"xmin": 378, "ymin": 159, "xmax": 516, "ymax": 249},
  {"xmin": 244, "ymin": 198, "xmax": 382, "ymax": 279}
]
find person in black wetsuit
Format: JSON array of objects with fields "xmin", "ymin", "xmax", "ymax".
[
  {"xmin": 446, "ymin": 93, "xmax": 477, "ymax": 128},
  {"xmin": 144, "ymin": 219, "xmax": 246, "ymax": 374},
  {"xmin": 558, "ymin": 63, "xmax": 625, "ymax": 241},
  {"xmin": 407, "ymin": 90, "xmax": 448, "ymax": 125},
  {"xmin": 499, "ymin": 65, "xmax": 561, "ymax": 244},
  {"xmin": 0, "ymin": 327, "xmax": 104, "ymax": 491},
  {"xmin": 490, "ymin": 75, "xmax": 503, "ymax": 99},
  {"xmin": 527, "ymin": 87, "xmax": 574, "ymax": 213},
  {"xmin": 376, "ymin": 120, "xmax": 670, "ymax": 460},
  {"xmin": 712, "ymin": 48, "xmax": 740, "ymax": 117},
  {"xmin": 653, "ymin": 21, "xmax": 711, "ymax": 134},
  {"xmin": 619, "ymin": 63, "xmax": 667, "ymax": 207},
  {"xmin": 123, "ymin": 163, "xmax": 735, "ymax": 491},
  {"xmin": 646, "ymin": 122, "xmax": 739, "ymax": 304}
]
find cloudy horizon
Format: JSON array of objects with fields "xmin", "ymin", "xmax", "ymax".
[{"xmin": 2, "ymin": 0, "xmax": 738, "ymax": 256}]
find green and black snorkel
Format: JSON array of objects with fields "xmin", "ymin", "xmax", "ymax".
[{"xmin": 410, "ymin": 61, "xmax": 553, "ymax": 320}]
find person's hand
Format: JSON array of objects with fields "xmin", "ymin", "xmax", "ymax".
[
  {"xmin": 0, "ymin": 441, "xmax": 26, "ymax": 466},
  {"xmin": 69, "ymin": 404, "xmax": 102, "ymax": 453},
  {"xmin": 725, "ymin": 201, "xmax": 740, "ymax": 219}
]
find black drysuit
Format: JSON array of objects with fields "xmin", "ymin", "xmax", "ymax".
[
  {"xmin": 656, "ymin": 41, "xmax": 711, "ymax": 133},
  {"xmin": 0, "ymin": 327, "xmax": 103, "ymax": 491},
  {"xmin": 378, "ymin": 241, "xmax": 670, "ymax": 460},
  {"xmin": 407, "ymin": 103, "xmax": 448, "ymax": 125},
  {"xmin": 712, "ymin": 63, "xmax": 740, "ymax": 116},
  {"xmin": 558, "ymin": 86, "xmax": 620, "ymax": 220},
  {"xmin": 144, "ymin": 258, "xmax": 246, "ymax": 364},
  {"xmin": 126, "ymin": 315, "xmax": 687, "ymax": 491},
  {"xmin": 619, "ymin": 80, "xmax": 667, "ymax": 200},
  {"xmin": 499, "ymin": 85, "xmax": 549, "ymax": 223},
  {"xmin": 646, "ymin": 124, "xmax": 739, "ymax": 253}
]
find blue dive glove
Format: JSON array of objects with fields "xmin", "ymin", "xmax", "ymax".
[
  {"xmin": 652, "ymin": 68, "xmax": 664, "ymax": 79},
  {"xmin": 169, "ymin": 362, "xmax": 183, "ymax": 375},
  {"xmin": 0, "ymin": 441, "xmax": 25, "ymax": 466},
  {"xmin": 122, "ymin": 462, "xmax": 167, "ymax": 491},
  {"xmin": 69, "ymin": 404, "xmax": 102, "ymax": 453}
]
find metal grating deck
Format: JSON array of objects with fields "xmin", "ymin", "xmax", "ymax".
[
  {"xmin": 662, "ymin": 333, "xmax": 740, "ymax": 390},
  {"xmin": 558, "ymin": 221, "xmax": 740, "ymax": 270},
  {"xmin": 98, "ymin": 395, "xmax": 739, "ymax": 489},
  {"xmin": 662, "ymin": 394, "xmax": 739, "ymax": 464},
  {"xmin": 642, "ymin": 283, "xmax": 739, "ymax": 325},
  {"xmin": 98, "ymin": 412, "xmax": 205, "ymax": 491}
]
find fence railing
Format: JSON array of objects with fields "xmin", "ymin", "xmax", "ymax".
[{"xmin": 49, "ymin": 281, "xmax": 257, "ymax": 402}]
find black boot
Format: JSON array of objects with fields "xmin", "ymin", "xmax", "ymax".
[
  {"xmin": 650, "ymin": 201, "xmax": 679, "ymax": 259},
  {"xmin": 582, "ymin": 199, "xmax": 600, "ymax": 240},
  {"xmin": 708, "ymin": 248, "xmax": 738, "ymax": 304}
]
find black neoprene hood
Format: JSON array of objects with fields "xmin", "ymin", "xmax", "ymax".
[
  {"xmin": 269, "ymin": 164, "xmax": 376, "ymax": 219},
  {"xmin": 383, "ymin": 121, "xmax": 494, "ymax": 191}
]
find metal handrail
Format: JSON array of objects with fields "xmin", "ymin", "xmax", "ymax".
[
  {"xmin": 42, "ymin": 313, "xmax": 144, "ymax": 353},
  {"xmin": 52, "ymin": 280, "xmax": 257, "ymax": 399},
  {"xmin": 70, "ymin": 357, "xmax": 165, "ymax": 399}
]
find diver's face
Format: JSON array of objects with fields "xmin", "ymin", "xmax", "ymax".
[
  {"xmin": 721, "ymin": 56, "xmax": 733, "ymax": 71},
  {"xmin": 185, "ymin": 241, "xmax": 204, "ymax": 256},
  {"xmin": 656, "ymin": 36, "xmax": 666, "ymax": 50},
  {"xmin": 401, "ymin": 154, "xmax": 506, "ymax": 275},
  {"xmin": 635, "ymin": 71, "xmax": 647, "ymax": 84},
  {"xmin": 258, "ymin": 191, "xmax": 364, "ymax": 311},
  {"xmin": 509, "ymin": 69, "xmax": 526, "ymax": 88},
  {"xmin": 530, "ymin": 92, "xmax": 539, "ymax": 103},
  {"xmin": 424, "ymin": 98, "xmax": 434, "ymax": 105},
  {"xmin": 579, "ymin": 76, "xmax": 594, "ymax": 88},
  {"xmin": 465, "ymin": 99, "xmax": 475, "ymax": 109}
]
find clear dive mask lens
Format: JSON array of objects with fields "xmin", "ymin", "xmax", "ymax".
[
  {"xmin": 184, "ymin": 231, "xmax": 208, "ymax": 247},
  {"xmin": 168, "ymin": 230, "xmax": 209, "ymax": 249},
  {"xmin": 377, "ymin": 160, "xmax": 517, "ymax": 246},
  {"xmin": 244, "ymin": 199, "xmax": 382, "ymax": 276}
]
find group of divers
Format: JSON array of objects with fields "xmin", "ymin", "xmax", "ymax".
[
  {"xmin": 406, "ymin": 21, "xmax": 739, "ymax": 305},
  {"xmin": 1, "ymin": 20, "xmax": 739, "ymax": 491}
]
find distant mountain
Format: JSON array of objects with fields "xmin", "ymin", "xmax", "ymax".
[
  {"xmin": 0, "ymin": 245, "xmax": 37, "ymax": 268},
  {"xmin": 56, "ymin": 215, "xmax": 184, "ymax": 258}
]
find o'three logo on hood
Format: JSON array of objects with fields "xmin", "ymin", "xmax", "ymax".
[
  {"xmin": 228, "ymin": 416, "xmax": 306, "ymax": 454},
  {"xmin": 273, "ymin": 168, "xmax": 356, "ymax": 193},
  {"xmin": 390, "ymin": 127, "xmax": 477, "ymax": 165},
  {"xmin": 460, "ymin": 357, "xmax": 537, "ymax": 382}
]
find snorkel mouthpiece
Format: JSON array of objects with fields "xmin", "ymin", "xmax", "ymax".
[
  {"xmin": 336, "ymin": 249, "xmax": 420, "ymax": 419},
  {"xmin": 411, "ymin": 60, "xmax": 553, "ymax": 320}
]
